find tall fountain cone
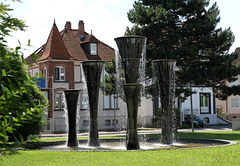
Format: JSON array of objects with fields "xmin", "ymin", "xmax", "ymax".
[
  {"xmin": 152, "ymin": 59, "xmax": 176, "ymax": 145},
  {"xmin": 81, "ymin": 60, "xmax": 104, "ymax": 147},
  {"xmin": 115, "ymin": 36, "xmax": 146, "ymax": 83},
  {"xmin": 123, "ymin": 84, "xmax": 141, "ymax": 150},
  {"xmin": 64, "ymin": 90, "xmax": 80, "ymax": 147},
  {"xmin": 115, "ymin": 35, "xmax": 146, "ymax": 150}
]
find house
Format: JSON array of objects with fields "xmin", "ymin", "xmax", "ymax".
[
  {"xmin": 215, "ymin": 47, "xmax": 240, "ymax": 121},
  {"xmin": 26, "ymin": 20, "xmax": 154, "ymax": 133},
  {"xmin": 179, "ymin": 86, "xmax": 219, "ymax": 125},
  {"xmin": 26, "ymin": 20, "xmax": 120, "ymax": 133}
]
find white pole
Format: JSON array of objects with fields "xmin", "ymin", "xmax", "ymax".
[{"xmin": 51, "ymin": 75, "xmax": 55, "ymax": 133}]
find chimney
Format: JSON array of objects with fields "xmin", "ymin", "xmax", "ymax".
[
  {"xmin": 78, "ymin": 20, "xmax": 85, "ymax": 36},
  {"xmin": 65, "ymin": 21, "xmax": 71, "ymax": 30}
]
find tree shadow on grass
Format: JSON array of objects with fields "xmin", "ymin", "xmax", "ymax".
[
  {"xmin": 141, "ymin": 132, "xmax": 240, "ymax": 141},
  {"xmin": 176, "ymin": 132, "xmax": 240, "ymax": 141}
]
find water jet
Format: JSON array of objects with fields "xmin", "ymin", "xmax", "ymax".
[{"xmin": 152, "ymin": 59, "xmax": 176, "ymax": 144}]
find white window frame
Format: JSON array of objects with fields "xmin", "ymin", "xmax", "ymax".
[
  {"xmin": 104, "ymin": 94, "xmax": 118, "ymax": 109},
  {"xmin": 200, "ymin": 93, "xmax": 210, "ymax": 114},
  {"xmin": 55, "ymin": 92, "xmax": 65, "ymax": 110},
  {"xmin": 90, "ymin": 43, "xmax": 97, "ymax": 55},
  {"xmin": 81, "ymin": 92, "xmax": 89, "ymax": 110},
  {"xmin": 55, "ymin": 66, "xmax": 65, "ymax": 81}
]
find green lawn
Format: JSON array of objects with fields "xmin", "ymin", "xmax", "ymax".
[{"xmin": 1, "ymin": 131, "xmax": 240, "ymax": 166}]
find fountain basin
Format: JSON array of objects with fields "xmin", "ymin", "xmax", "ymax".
[{"xmin": 24, "ymin": 138, "xmax": 237, "ymax": 151}]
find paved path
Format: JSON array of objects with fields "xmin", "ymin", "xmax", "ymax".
[{"xmin": 40, "ymin": 125, "xmax": 232, "ymax": 138}]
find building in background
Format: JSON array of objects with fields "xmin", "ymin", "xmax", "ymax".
[
  {"xmin": 26, "ymin": 20, "xmax": 153, "ymax": 133},
  {"xmin": 26, "ymin": 20, "xmax": 229, "ymax": 133},
  {"xmin": 215, "ymin": 47, "xmax": 240, "ymax": 122}
]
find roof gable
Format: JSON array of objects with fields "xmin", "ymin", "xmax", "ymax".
[
  {"xmin": 26, "ymin": 20, "xmax": 115, "ymax": 63},
  {"xmin": 39, "ymin": 21, "xmax": 73, "ymax": 60}
]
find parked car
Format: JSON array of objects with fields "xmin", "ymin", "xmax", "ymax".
[{"xmin": 184, "ymin": 115, "xmax": 205, "ymax": 127}]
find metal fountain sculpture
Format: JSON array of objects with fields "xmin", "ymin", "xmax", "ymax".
[
  {"xmin": 82, "ymin": 60, "xmax": 105, "ymax": 147},
  {"xmin": 57, "ymin": 39, "xmax": 222, "ymax": 151},
  {"xmin": 115, "ymin": 35, "xmax": 146, "ymax": 150},
  {"xmin": 152, "ymin": 59, "xmax": 176, "ymax": 144},
  {"xmin": 64, "ymin": 90, "xmax": 80, "ymax": 147},
  {"xmin": 63, "ymin": 36, "xmax": 175, "ymax": 149},
  {"xmin": 63, "ymin": 60, "xmax": 105, "ymax": 148}
]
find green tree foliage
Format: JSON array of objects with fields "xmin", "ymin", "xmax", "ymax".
[
  {"xmin": 100, "ymin": 58, "xmax": 117, "ymax": 96},
  {"xmin": 126, "ymin": 0, "xmax": 240, "ymax": 100},
  {"xmin": 100, "ymin": 58, "xmax": 125, "ymax": 101},
  {"xmin": 0, "ymin": 1, "xmax": 47, "ymax": 150}
]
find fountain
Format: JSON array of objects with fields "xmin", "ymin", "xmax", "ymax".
[
  {"xmin": 26, "ymin": 39, "xmax": 236, "ymax": 152},
  {"xmin": 152, "ymin": 59, "xmax": 176, "ymax": 144},
  {"xmin": 115, "ymin": 35, "xmax": 146, "ymax": 150},
  {"xmin": 81, "ymin": 60, "xmax": 105, "ymax": 147},
  {"xmin": 64, "ymin": 90, "xmax": 80, "ymax": 147}
]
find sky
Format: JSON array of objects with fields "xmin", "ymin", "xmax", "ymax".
[{"xmin": 5, "ymin": 0, "xmax": 240, "ymax": 58}]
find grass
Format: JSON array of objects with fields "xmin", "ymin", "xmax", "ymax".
[{"xmin": 1, "ymin": 131, "xmax": 240, "ymax": 166}]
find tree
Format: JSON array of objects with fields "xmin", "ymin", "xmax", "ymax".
[
  {"xmin": 126, "ymin": 0, "xmax": 240, "ymax": 132},
  {"xmin": 126, "ymin": 0, "xmax": 240, "ymax": 100},
  {"xmin": 100, "ymin": 58, "xmax": 117, "ymax": 96},
  {"xmin": 100, "ymin": 58, "xmax": 119, "ymax": 130},
  {"xmin": 0, "ymin": 1, "xmax": 47, "ymax": 150}
]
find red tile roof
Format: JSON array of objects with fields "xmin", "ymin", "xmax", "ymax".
[
  {"xmin": 40, "ymin": 21, "xmax": 73, "ymax": 60},
  {"xmin": 26, "ymin": 21, "xmax": 115, "ymax": 63}
]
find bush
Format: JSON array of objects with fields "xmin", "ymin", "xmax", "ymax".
[
  {"xmin": 0, "ymin": 48, "xmax": 48, "ymax": 145},
  {"xmin": 0, "ymin": 1, "xmax": 47, "ymax": 149}
]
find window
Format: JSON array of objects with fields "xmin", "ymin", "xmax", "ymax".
[
  {"xmin": 55, "ymin": 92, "xmax": 65, "ymax": 110},
  {"xmin": 104, "ymin": 95, "xmax": 118, "ymax": 109},
  {"xmin": 55, "ymin": 66, "xmax": 65, "ymax": 81},
  {"xmin": 200, "ymin": 93, "xmax": 211, "ymax": 114},
  {"xmin": 203, "ymin": 117, "xmax": 209, "ymax": 124},
  {"xmin": 112, "ymin": 119, "xmax": 118, "ymax": 126},
  {"xmin": 105, "ymin": 120, "xmax": 111, "ymax": 126},
  {"xmin": 90, "ymin": 43, "xmax": 97, "ymax": 55},
  {"xmin": 81, "ymin": 92, "xmax": 89, "ymax": 110},
  {"xmin": 231, "ymin": 98, "xmax": 240, "ymax": 109},
  {"xmin": 42, "ymin": 67, "xmax": 47, "ymax": 78},
  {"xmin": 229, "ymin": 76, "xmax": 239, "ymax": 87},
  {"xmin": 29, "ymin": 70, "xmax": 33, "ymax": 77},
  {"xmin": 83, "ymin": 120, "xmax": 89, "ymax": 127}
]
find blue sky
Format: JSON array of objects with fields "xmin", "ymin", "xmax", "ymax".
[{"xmin": 6, "ymin": 0, "xmax": 240, "ymax": 57}]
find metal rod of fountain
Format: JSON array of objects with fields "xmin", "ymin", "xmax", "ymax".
[
  {"xmin": 152, "ymin": 59, "xmax": 176, "ymax": 145},
  {"xmin": 64, "ymin": 90, "xmax": 80, "ymax": 147},
  {"xmin": 115, "ymin": 35, "xmax": 146, "ymax": 150},
  {"xmin": 81, "ymin": 60, "xmax": 105, "ymax": 147}
]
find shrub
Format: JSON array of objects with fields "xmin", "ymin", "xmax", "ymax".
[{"xmin": 0, "ymin": 1, "xmax": 47, "ymax": 150}]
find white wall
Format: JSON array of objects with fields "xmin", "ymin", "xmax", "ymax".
[{"xmin": 180, "ymin": 87, "xmax": 217, "ymax": 124}]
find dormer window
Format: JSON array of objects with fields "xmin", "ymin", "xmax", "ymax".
[
  {"xmin": 55, "ymin": 66, "xmax": 65, "ymax": 81},
  {"xmin": 90, "ymin": 43, "xmax": 97, "ymax": 55}
]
